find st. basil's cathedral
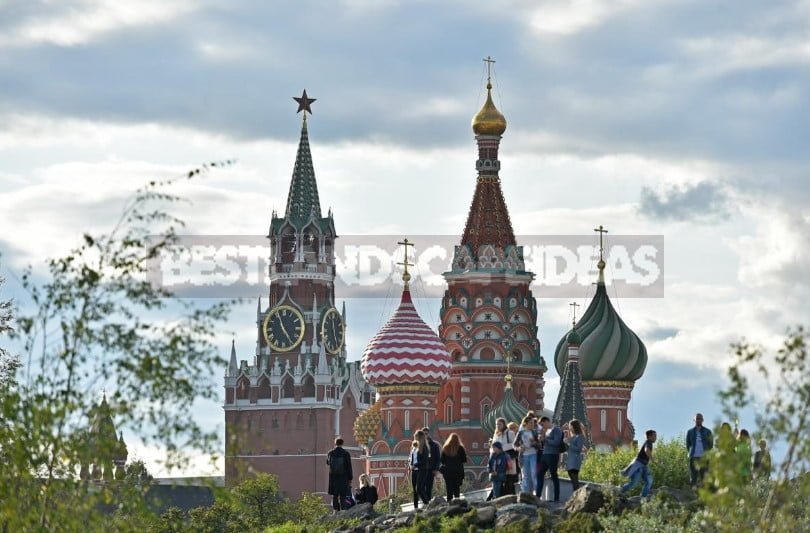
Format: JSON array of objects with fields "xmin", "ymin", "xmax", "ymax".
[{"xmin": 223, "ymin": 69, "xmax": 648, "ymax": 498}]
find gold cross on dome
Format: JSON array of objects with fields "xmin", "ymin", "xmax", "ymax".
[
  {"xmin": 483, "ymin": 56, "xmax": 496, "ymax": 83},
  {"xmin": 397, "ymin": 238, "xmax": 414, "ymax": 287},
  {"xmin": 594, "ymin": 225, "xmax": 609, "ymax": 261}
]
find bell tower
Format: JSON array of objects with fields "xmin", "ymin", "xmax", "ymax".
[
  {"xmin": 436, "ymin": 61, "xmax": 548, "ymax": 482},
  {"xmin": 224, "ymin": 91, "xmax": 373, "ymax": 495}
]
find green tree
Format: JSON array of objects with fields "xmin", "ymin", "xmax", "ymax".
[
  {"xmin": 125, "ymin": 459, "xmax": 154, "ymax": 485},
  {"xmin": 188, "ymin": 500, "xmax": 246, "ymax": 532},
  {"xmin": 697, "ymin": 327, "xmax": 810, "ymax": 531},
  {"xmin": 289, "ymin": 491, "xmax": 329, "ymax": 524},
  {"xmin": 233, "ymin": 473, "xmax": 291, "ymax": 528},
  {"xmin": 0, "ymin": 163, "xmax": 236, "ymax": 531}
]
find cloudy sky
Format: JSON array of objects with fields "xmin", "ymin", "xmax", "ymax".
[{"xmin": 1, "ymin": 0, "xmax": 809, "ymax": 476}]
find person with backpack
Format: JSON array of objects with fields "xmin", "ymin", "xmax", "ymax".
[
  {"xmin": 536, "ymin": 416, "xmax": 564, "ymax": 501},
  {"xmin": 327, "ymin": 437, "xmax": 353, "ymax": 512},
  {"xmin": 354, "ymin": 473, "xmax": 379, "ymax": 506},
  {"xmin": 515, "ymin": 415, "xmax": 540, "ymax": 494}
]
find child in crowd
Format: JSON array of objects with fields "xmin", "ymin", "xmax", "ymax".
[{"xmin": 487, "ymin": 441, "xmax": 508, "ymax": 499}]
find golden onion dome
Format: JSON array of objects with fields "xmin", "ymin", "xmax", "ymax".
[{"xmin": 472, "ymin": 82, "xmax": 507, "ymax": 136}]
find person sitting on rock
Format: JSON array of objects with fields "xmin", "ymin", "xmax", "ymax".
[{"xmin": 354, "ymin": 473, "xmax": 378, "ymax": 506}]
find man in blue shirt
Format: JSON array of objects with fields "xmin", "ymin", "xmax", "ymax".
[
  {"xmin": 536, "ymin": 416, "xmax": 563, "ymax": 501},
  {"xmin": 686, "ymin": 413, "xmax": 713, "ymax": 487}
]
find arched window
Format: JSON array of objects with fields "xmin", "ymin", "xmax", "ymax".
[
  {"xmin": 600, "ymin": 409, "xmax": 607, "ymax": 432},
  {"xmin": 481, "ymin": 398, "xmax": 493, "ymax": 421},
  {"xmin": 302, "ymin": 375, "xmax": 315, "ymax": 397},
  {"xmin": 480, "ymin": 347, "xmax": 495, "ymax": 361},
  {"xmin": 281, "ymin": 376, "xmax": 294, "ymax": 399},
  {"xmin": 236, "ymin": 378, "xmax": 249, "ymax": 400},
  {"xmin": 424, "ymin": 411, "xmax": 429, "ymax": 428},
  {"xmin": 257, "ymin": 377, "xmax": 271, "ymax": 399},
  {"xmin": 404, "ymin": 410, "xmax": 410, "ymax": 431},
  {"xmin": 444, "ymin": 400, "xmax": 454, "ymax": 424},
  {"xmin": 617, "ymin": 410, "xmax": 622, "ymax": 434}
]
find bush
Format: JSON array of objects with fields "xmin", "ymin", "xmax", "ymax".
[
  {"xmin": 578, "ymin": 438, "xmax": 691, "ymax": 491},
  {"xmin": 597, "ymin": 495, "xmax": 695, "ymax": 532}
]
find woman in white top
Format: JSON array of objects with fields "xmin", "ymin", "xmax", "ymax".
[
  {"xmin": 515, "ymin": 415, "xmax": 540, "ymax": 494},
  {"xmin": 491, "ymin": 418, "xmax": 518, "ymax": 494}
]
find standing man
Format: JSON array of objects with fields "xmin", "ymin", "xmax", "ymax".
[
  {"xmin": 686, "ymin": 413, "xmax": 713, "ymax": 487},
  {"xmin": 327, "ymin": 437, "xmax": 353, "ymax": 512},
  {"xmin": 422, "ymin": 427, "xmax": 442, "ymax": 501},
  {"xmin": 536, "ymin": 416, "xmax": 563, "ymax": 502},
  {"xmin": 621, "ymin": 429, "xmax": 657, "ymax": 498}
]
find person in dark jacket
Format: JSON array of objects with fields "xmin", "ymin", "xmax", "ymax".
[
  {"xmin": 440, "ymin": 433, "xmax": 467, "ymax": 501},
  {"xmin": 410, "ymin": 430, "xmax": 431, "ymax": 508},
  {"xmin": 354, "ymin": 473, "xmax": 379, "ymax": 505},
  {"xmin": 421, "ymin": 426, "xmax": 442, "ymax": 500},
  {"xmin": 488, "ymin": 441, "xmax": 508, "ymax": 498},
  {"xmin": 686, "ymin": 413, "xmax": 714, "ymax": 487},
  {"xmin": 327, "ymin": 437, "xmax": 353, "ymax": 512},
  {"xmin": 537, "ymin": 416, "xmax": 563, "ymax": 501}
]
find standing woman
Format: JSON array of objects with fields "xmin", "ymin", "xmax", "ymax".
[
  {"xmin": 440, "ymin": 433, "xmax": 467, "ymax": 501},
  {"xmin": 492, "ymin": 418, "xmax": 518, "ymax": 494},
  {"xmin": 409, "ymin": 430, "xmax": 431, "ymax": 508},
  {"xmin": 736, "ymin": 429, "xmax": 753, "ymax": 482},
  {"xmin": 565, "ymin": 419, "xmax": 587, "ymax": 491},
  {"xmin": 515, "ymin": 415, "xmax": 540, "ymax": 494}
]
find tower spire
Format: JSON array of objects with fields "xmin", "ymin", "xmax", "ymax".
[
  {"xmin": 463, "ymin": 60, "xmax": 515, "ymax": 258},
  {"xmin": 229, "ymin": 339, "xmax": 238, "ymax": 376},
  {"xmin": 284, "ymin": 90, "xmax": 322, "ymax": 228}
]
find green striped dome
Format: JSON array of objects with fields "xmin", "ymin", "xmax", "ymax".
[
  {"xmin": 482, "ymin": 381, "xmax": 526, "ymax": 436},
  {"xmin": 554, "ymin": 282, "xmax": 647, "ymax": 381}
]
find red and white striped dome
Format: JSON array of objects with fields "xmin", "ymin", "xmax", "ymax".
[{"xmin": 361, "ymin": 289, "xmax": 451, "ymax": 386}]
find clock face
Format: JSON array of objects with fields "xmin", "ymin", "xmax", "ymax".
[
  {"xmin": 263, "ymin": 305, "xmax": 305, "ymax": 352},
  {"xmin": 321, "ymin": 307, "xmax": 345, "ymax": 355}
]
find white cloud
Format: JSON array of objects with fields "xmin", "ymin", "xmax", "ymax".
[
  {"xmin": 0, "ymin": 0, "xmax": 198, "ymax": 47},
  {"xmin": 527, "ymin": 0, "xmax": 645, "ymax": 36}
]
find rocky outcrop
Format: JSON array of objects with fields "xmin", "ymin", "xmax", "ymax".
[{"xmin": 323, "ymin": 485, "xmax": 698, "ymax": 533}]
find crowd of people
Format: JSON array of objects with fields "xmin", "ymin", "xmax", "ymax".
[{"xmin": 324, "ymin": 411, "xmax": 774, "ymax": 512}]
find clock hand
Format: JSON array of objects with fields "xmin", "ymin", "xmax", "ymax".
[{"xmin": 279, "ymin": 319, "xmax": 293, "ymax": 344}]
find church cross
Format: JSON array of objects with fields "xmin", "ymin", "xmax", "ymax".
[
  {"xmin": 483, "ymin": 56, "xmax": 496, "ymax": 83},
  {"xmin": 570, "ymin": 301, "xmax": 580, "ymax": 325},
  {"xmin": 397, "ymin": 238, "xmax": 414, "ymax": 288},
  {"xmin": 594, "ymin": 224, "xmax": 609, "ymax": 261}
]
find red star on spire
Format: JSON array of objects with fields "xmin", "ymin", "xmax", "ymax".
[{"xmin": 293, "ymin": 89, "xmax": 316, "ymax": 115}]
